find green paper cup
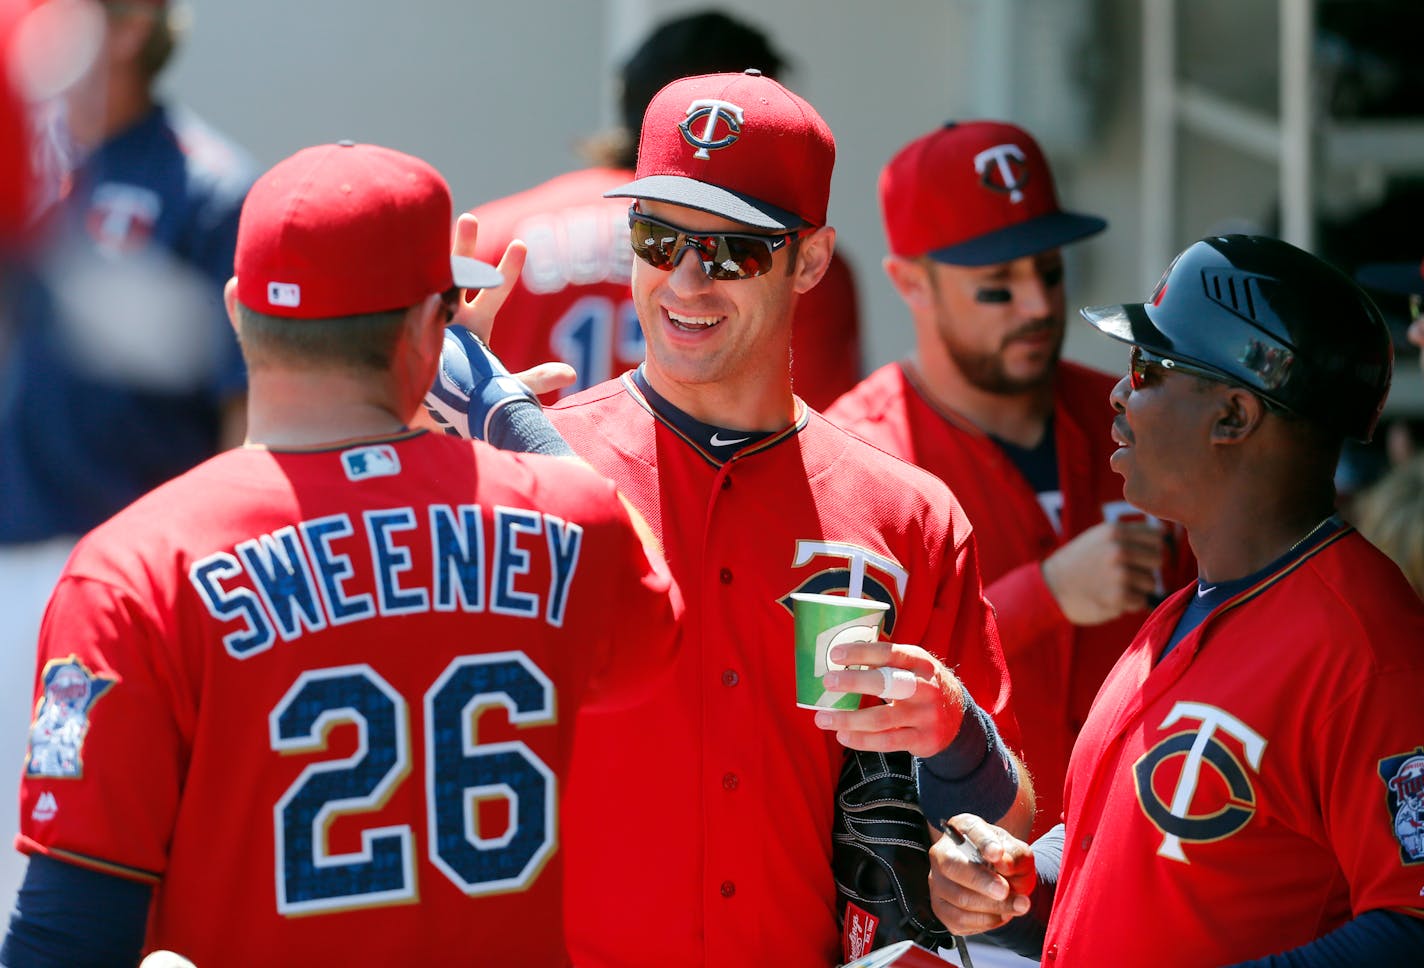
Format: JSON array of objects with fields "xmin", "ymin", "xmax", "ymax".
[{"xmin": 790, "ymin": 593, "xmax": 889, "ymax": 710}]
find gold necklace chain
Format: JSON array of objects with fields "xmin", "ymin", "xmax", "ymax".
[{"xmin": 1287, "ymin": 514, "xmax": 1337, "ymax": 554}]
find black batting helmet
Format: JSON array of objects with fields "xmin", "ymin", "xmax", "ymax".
[{"xmin": 1081, "ymin": 234, "xmax": 1394, "ymax": 441}]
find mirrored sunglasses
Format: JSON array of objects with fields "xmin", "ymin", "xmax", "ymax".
[{"xmin": 628, "ymin": 207, "xmax": 800, "ymax": 281}]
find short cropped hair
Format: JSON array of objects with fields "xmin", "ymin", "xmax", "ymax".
[{"xmin": 234, "ymin": 302, "xmax": 408, "ymax": 375}]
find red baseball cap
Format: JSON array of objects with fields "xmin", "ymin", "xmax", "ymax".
[
  {"xmin": 880, "ymin": 120, "xmax": 1106, "ymax": 266},
  {"xmin": 605, "ymin": 69, "xmax": 834, "ymax": 231},
  {"xmin": 236, "ymin": 141, "xmax": 501, "ymax": 319}
]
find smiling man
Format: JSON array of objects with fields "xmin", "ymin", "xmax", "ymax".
[{"xmin": 533, "ymin": 71, "xmax": 1035, "ymax": 966}]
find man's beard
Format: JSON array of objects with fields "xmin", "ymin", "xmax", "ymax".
[{"xmin": 940, "ymin": 317, "xmax": 1064, "ymax": 395}]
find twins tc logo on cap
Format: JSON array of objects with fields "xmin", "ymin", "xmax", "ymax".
[
  {"xmin": 878, "ymin": 120, "xmax": 1106, "ymax": 265},
  {"xmin": 974, "ymin": 144, "xmax": 1030, "ymax": 203},
  {"xmin": 679, "ymin": 99, "xmax": 744, "ymax": 160}
]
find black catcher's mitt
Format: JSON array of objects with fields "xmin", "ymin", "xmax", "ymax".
[{"xmin": 833, "ymin": 748, "xmax": 953, "ymax": 960}]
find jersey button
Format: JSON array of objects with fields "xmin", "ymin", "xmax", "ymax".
[
  {"xmin": 721, "ymin": 477, "xmax": 732, "ymax": 490},
  {"xmin": 721, "ymin": 669, "xmax": 739, "ymax": 687},
  {"xmin": 1046, "ymin": 943, "xmax": 1058, "ymax": 960},
  {"xmin": 719, "ymin": 568, "xmax": 733, "ymax": 584},
  {"xmin": 722, "ymin": 772, "xmax": 739, "ymax": 791},
  {"xmin": 1080, "ymin": 833, "xmax": 1093, "ymax": 851},
  {"xmin": 720, "ymin": 880, "xmax": 736, "ymax": 898}
]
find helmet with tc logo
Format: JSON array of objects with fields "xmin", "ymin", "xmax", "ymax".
[{"xmin": 1081, "ymin": 234, "xmax": 1394, "ymax": 441}]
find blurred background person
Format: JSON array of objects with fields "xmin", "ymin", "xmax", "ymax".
[
  {"xmin": 466, "ymin": 8, "xmax": 863, "ymax": 410},
  {"xmin": 1352, "ymin": 454, "xmax": 1424, "ymax": 599},
  {"xmin": 1352, "ymin": 258, "xmax": 1424, "ymax": 599},
  {"xmin": 0, "ymin": 0, "xmax": 254, "ymax": 919}
]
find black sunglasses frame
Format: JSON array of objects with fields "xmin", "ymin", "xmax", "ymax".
[
  {"xmin": 1129, "ymin": 345, "xmax": 1289, "ymax": 415},
  {"xmin": 1128, "ymin": 345, "xmax": 1232, "ymax": 390},
  {"xmin": 627, "ymin": 207, "xmax": 800, "ymax": 281}
]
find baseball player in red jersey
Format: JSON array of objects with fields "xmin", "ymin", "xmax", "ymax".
[
  {"xmin": 493, "ymin": 71, "xmax": 1035, "ymax": 968},
  {"xmin": 0, "ymin": 142, "xmax": 681, "ymax": 967},
  {"xmin": 827, "ymin": 121, "xmax": 1196, "ymax": 842},
  {"xmin": 467, "ymin": 10, "xmax": 862, "ymax": 410},
  {"xmin": 923, "ymin": 236, "xmax": 1424, "ymax": 966}
]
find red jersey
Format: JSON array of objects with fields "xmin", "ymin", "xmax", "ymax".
[
  {"xmin": 1045, "ymin": 529, "xmax": 1424, "ymax": 966},
  {"xmin": 549, "ymin": 376, "xmax": 1017, "ymax": 967},
  {"xmin": 16, "ymin": 430, "xmax": 681, "ymax": 966},
  {"xmin": 469, "ymin": 167, "xmax": 863, "ymax": 410},
  {"xmin": 826, "ymin": 361, "xmax": 1195, "ymax": 836}
]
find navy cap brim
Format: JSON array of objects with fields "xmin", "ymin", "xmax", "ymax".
[
  {"xmin": 1080, "ymin": 301, "xmax": 1170, "ymax": 352},
  {"xmin": 451, "ymin": 254, "xmax": 503, "ymax": 290},
  {"xmin": 1355, "ymin": 261, "xmax": 1424, "ymax": 295},
  {"xmin": 927, "ymin": 211, "xmax": 1107, "ymax": 266},
  {"xmin": 604, "ymin": 175, "xmax": 809, "ymax": 232}
]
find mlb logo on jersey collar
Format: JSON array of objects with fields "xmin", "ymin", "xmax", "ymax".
[{"xmin": 342, "ymin": 444, "xmax": 401, "ymax": 481}]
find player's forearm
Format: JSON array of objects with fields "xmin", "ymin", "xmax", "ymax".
[
  {"xmin": 425, "ymin": 323, "xmax": 573, "ymax": 456},
  {"xmin": 993, "ymin": 752, "xmax": 1035, "ymax": 840},
  {"xmin": 1223, "ymin": 909, "xmax": 1424, "ymax": 967},
  {"xmin": 0, "ymin": 854, "xmax": 151, "ymax": 967},
  {"xmin": 915, "ymin": 686, "xmax": 1025, "ymax": 833}
]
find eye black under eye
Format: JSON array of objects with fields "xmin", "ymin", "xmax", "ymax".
[
  {"xmin": 975, "ymin": 288, "xmax": 1012, "ymax": 304},
  {"xmin": 1041, "ymin": 265, "xmax": 1064, "ymax": 287}
]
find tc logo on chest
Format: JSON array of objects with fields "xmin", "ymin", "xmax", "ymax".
[
  {"xmin": 1132, "ymin": 701, "xmax": 1267, "ymax": 862},
  {"xmin": 778, "ymin": 540, "xmax": 908, "ymax": 638}
]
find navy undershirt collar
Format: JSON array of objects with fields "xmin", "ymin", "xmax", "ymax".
[
  {"xmin": 631, "ymin": 365, "xmax": 773, "ymax": 461},
  {"xmin": 990, "ymin": 417, "xmax": 1059, "ymax": 495},
  {"xmin": 1159, "ymin": 514, "xmax": 1345, "ymax": 663}
]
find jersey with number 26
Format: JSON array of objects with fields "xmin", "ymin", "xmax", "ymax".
[{"xmin": 16, "ymin": 429, "xmax": 681, "ymax": 966}]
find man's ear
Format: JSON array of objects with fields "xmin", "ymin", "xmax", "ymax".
[
  {"xmin": 1210, "ymin": 386, "xmax": 1267, "ymax": 444},
  {"xmin": 883, "ymin": 255, "xmax": 934, "ymax": 311},
  {"xmin": 791, "ymin": 225, "xmax": 835, "ymax": 294},
  {"xmin": 410, "ymin": 292, "xmax": 447, "ymax": 360},
  {"xmin": 223, "ymin": 277, "xmax": 241, "ymax": 337}
]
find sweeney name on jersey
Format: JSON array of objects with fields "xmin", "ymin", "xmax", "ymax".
[{"xmin": 189, "ymin": 503, "xmax": 583, "ymax": 658}]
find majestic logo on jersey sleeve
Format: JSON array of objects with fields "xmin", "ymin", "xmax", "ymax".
[
  {"xmin": 973, "ymin": 144, "xmax": 1029, "ymax": 203},
  {"xmin": 342, "ymin": 444, "xmax": 401, "ymax": 481},
  {"xmin": 25, "ymin": 656, "xmax": 117, "ymax": 779},
  {"xmin": 679, "ymin": 99, "xmax": 744, "ymax": 160},
  {"xmin": 1132, "ymin": 701, "xmax": 1266, "ymax": 862},
  {"xmin": 1380, "ymin": 748, "xmax": 1424, "ymax": 865},
  {"xmin": 779, "ymin": 540, "xmax": 909, "ymax": 637}
]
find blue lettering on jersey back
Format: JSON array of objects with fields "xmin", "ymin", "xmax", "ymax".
[
  {"xmin": 543, "ymin": 516, "xmax": 583, "ymax": 627},
  {"xmin": 190, "ymin": 552, "xmax": 276, "ymax": 657},
  {"xmin": 365, "ymin": 509, "xmax": 429, "ymax": 615},
  {"xmin": 301, "ymin": 515, "xmax": 376, "ymax": 625},
  {"xmin": 431, "ymin": 505, "xmax": 485, "ymax": 613},
  {"xmin": 237, "ymin": 526, "xmax": 327, "ymax": 641},
  {"xmin": 190, "ymin": 504, "xmax": 586, "ymax": 658},
  {"xmin": 492, "ymin": 508, "xmax": 542, "ymax": 619}
]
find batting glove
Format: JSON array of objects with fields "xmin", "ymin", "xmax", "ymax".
[{"xmin": 425, "ymin": 324, "xmax": 539, "ymax": 442}]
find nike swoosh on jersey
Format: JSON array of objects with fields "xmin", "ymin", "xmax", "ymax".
[{"xmin": 709, "ymin": 433, "xmax": 750, "ymax": 447}]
